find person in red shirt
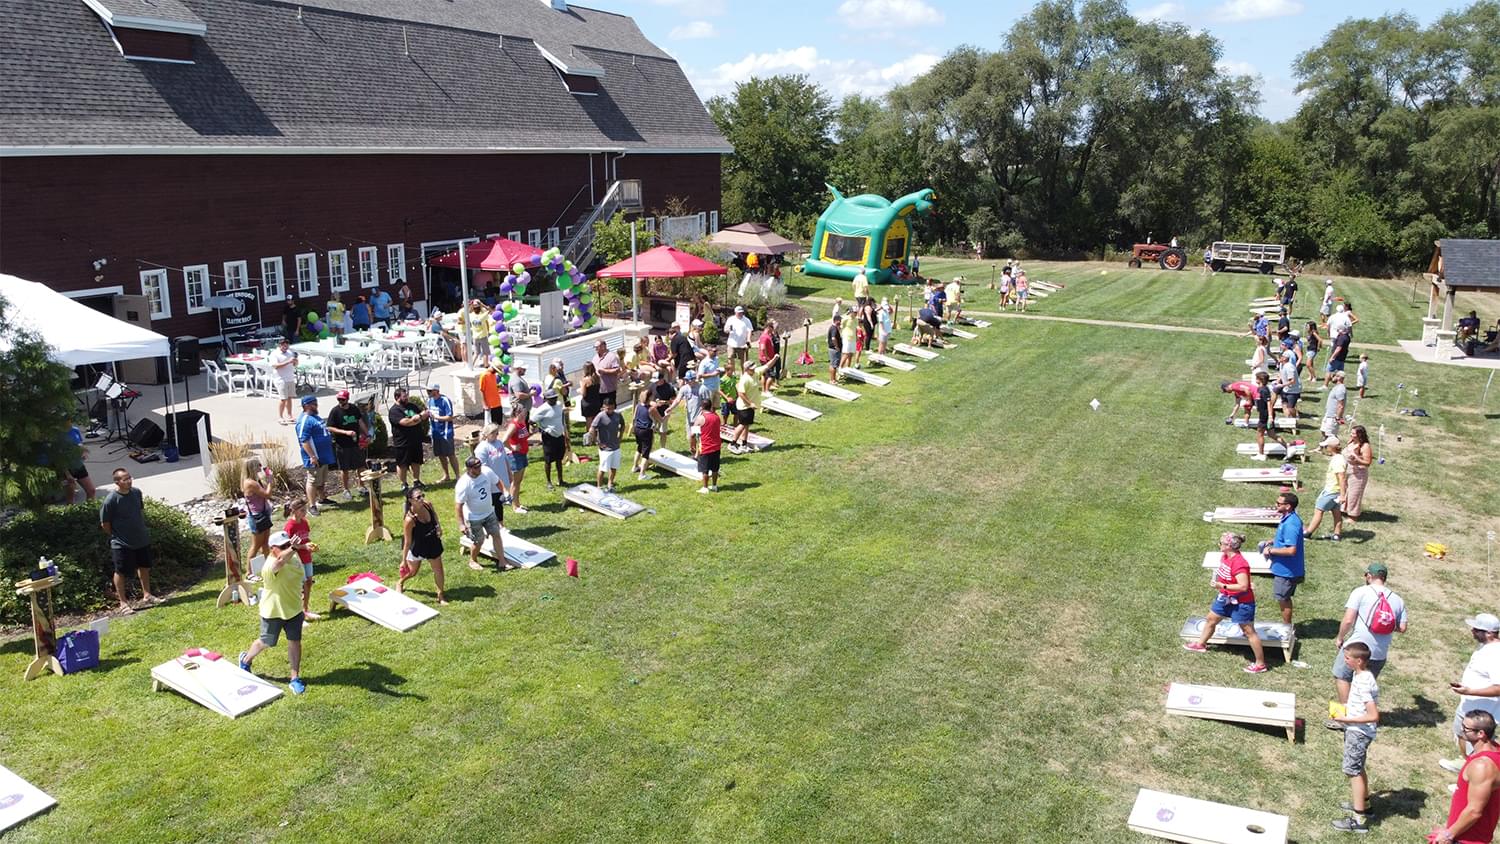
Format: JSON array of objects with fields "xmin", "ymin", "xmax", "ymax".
[
  {"xmin": 1435, "ymin": 711, "xmax": 1500, "ymax": 843},
  {"xmin": 695, "ymin": 405, "xmax": 722, "ymax": 494},
  {"xmin": 282, "ymin": 498, "xmax": 321, "ymax": 622},
  {"xmin": 1184, "ymin": 532, "xmax": 1268, "ymax": 673},
  {"xmin": 1221, "ymin": 380, "xmax": 1257, "ymax": 425}
]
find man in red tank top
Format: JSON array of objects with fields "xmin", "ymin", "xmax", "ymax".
[{"xmin": 1434, "ymin": 711, "xmax": 1500, "ymax": 843}]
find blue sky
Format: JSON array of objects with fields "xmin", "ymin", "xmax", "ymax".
[{"xmin": 613, "ymin": 0, "xmax": 1473, "ymax": 121}]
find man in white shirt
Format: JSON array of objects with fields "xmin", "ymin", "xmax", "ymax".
[
  {"xmin": 1442, "ymin": 613, "xmax": 1500, "ymax": 773},
  {"xmin": 529, "ymin": 390, "xmax": 566, "ymax": 489},
  {"xmin": 454, "ymin": 456, "xmax": 509, "ymax": 572},
  {"xmin": 268, "ymin": 338, "xmax": 298, "ymax": 424},
  {"xmin": 1329, "ymin": 563, "xmax": 1407, "ymax": 714},
  {"xmin": 723, "ymin": 305, "xmax": 753, "ymax": 371},
  {"xmin": 1328, "ymin": 303, "xmax": 1352, "ymax": 337},
  {"xmin": 945, "ymin": 277, "xmax": 964, "ymax": 323}
]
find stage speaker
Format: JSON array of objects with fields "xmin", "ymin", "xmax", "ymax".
[
  {"xmin": 127, "ymin": 418, "xmax": 165, "ymax": 449},
  {"xmin": 174, "ymin": 336, "xmax": 201, "ymax": 376},
  {"xmin": 113, "ymin": 295, "xmax": 159, "ymax": 384},
  {"xmin": 170, "ymin": 410, "xmax": 210, "ymax": 457}
]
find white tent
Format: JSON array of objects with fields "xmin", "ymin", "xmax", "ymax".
[{"xmin": 0, "ymin": 273, "xmax": 169, "ymax": 365}]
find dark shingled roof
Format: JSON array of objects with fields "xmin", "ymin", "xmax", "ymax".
[
  {"xmin": 85, "ymin": 0, "xmax": 204, "ymax": 30},
  {"xmin": 0, "ymin": 0, "xmax": 729, "ymax": 154},
  {"xmin": 1438, "ymin": 239, "xmax": 1500, "ymax": 290}
]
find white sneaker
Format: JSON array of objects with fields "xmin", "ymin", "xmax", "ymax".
[
  {"xmin": 1250, "ymin": 454, "xmax": 1267, "ymax": 461},
  {"xmin": 512, "ymin": 506, "xmax": 528, "ymax": 515},
  {"xmin": 709, "ymin": 485, "xmax": 718, "ymax": 492},
  {"xmin": 342, "ymin": 489, "xmax": 354, "ymax": 502},
  {"xmin": 698, "ymin": 487, "xmax": 710, "ymax": 494}
]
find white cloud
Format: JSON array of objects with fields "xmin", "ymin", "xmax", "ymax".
[
  {"xmin": 836, "ymin": 0, "xmax": 944, "ymax": 30},
  {"xmin": 1215, "ymin": 59, "xmax": 1259, "ymax": 78},
  {"xmin": 1212, "ymin": 0, "xmax": 1303, "ymax": 23},
  {"xmin": 1134, "ymin": 2, "xmax": 1186, "ymax": 22},
  {"xmin": 690, "ymin": 46, "xmax": 939, "ymax": 100},
  {"xmin": 669, "ymin": 21, "xmax": 717, "ymax": 40},
  {"xmin": 650, "ymin": 0, "xmax": 727, "ymax": 16}
]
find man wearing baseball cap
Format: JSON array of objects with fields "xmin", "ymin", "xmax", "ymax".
[
  {"xmin": 1327, "ymin": 562, "xmax": 1406, "ymax": 723},
  {"xmin": 426, "ymin": 383, "xmax": 458, "ymax": 484},
  {"xmin": 1443, "ymin": 613, "xmax": 1500, "ymax": 774},
  {"xmin": 724, "ymin": 305, "xmax": 754, "ymax": 370},
  {"xmin": 328, "ymin": 390, "xmax": 367, "ymax": 501},
  {"xmin": 295, "ymin": 394, "xmax": 335, "ymax": 515}
]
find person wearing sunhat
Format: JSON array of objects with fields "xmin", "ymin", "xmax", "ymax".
[
  {"xmin": 295, "ymin": 394, "xmax": 335, "ymax": 514},
  {"xmin": 238, "ymin": 531, "xmax": 308, "ymax": 695},
  {"xmin": 1328, "ymin": 562, "xmax": 1406, "ymax": 718},
  {"xmin": 1442, "ymin": 614, "xmax": 1500, "ymax": 774},
  {"xmin": 426, "ymin": 383, "xmax": 458, "ymax": 484}
]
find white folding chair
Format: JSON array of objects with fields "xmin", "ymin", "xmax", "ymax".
[
  {"xmin": 203, "ymin": 359, "xmax": 235, "ymax": 394},
  {"xmin": 223, "ymin": 362, "xmax": 256, "ymax": 395}
]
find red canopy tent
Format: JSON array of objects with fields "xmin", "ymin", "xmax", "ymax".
[
  {"xmin": 593, "ymin": 245, "xmax": 726, "ymax": 278},
  {"xmin": 428, "ymin": 237, "xmax": 543, "ymax": 271}
]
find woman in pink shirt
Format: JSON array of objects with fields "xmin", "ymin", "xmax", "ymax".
[{"xmin": 1184, "ymin": 532, "xmax": 1268, "ymax": 673}]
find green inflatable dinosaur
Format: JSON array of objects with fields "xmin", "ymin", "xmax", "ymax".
[{"xmin": 803, "ymin": 184, "xmax": 935, "ymax": 284}]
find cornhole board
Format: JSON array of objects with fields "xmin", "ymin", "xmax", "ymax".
[
  {"xmin": 958, "ymin": 318, "xmax": 992, "ymax": 328},
  {"xmin": 807, "ymin": 380, "xmax": 860, "ymax": 401},
  {"xmin": 1166, "ymin": 682, "xmax": 1296, "ymax": 743},
  {"xmin": 866, "ymin": 354, "xmax": 916, "ymax": 371},
  {"xmin": 1203, "ymin": 507, "xmax": 1280, "ymax": 524},
  {"xmin": 150, "ymin": 651, "xmax": 282, "ymax": 718},
  {"xmin": 1128, "ymin": 787, "xmax": 1288, "ymax": 844},
  {"xmin": 1024, "ymin": 288, "xmax": 1050, "ymax": 298},
  {"xmin": 1222, "ymin": 467, "xmax": 1298, "ymax": 485},
  {"xmin": 329, "ymin": 576, "xmax": 438, "ymax": 632},
  {"xmin": 649, "ymin": 448, "xmax": 699, "ymax": 480},
  {"xmin": 563, "ymin": 483, "xmax": 646, "ymax": 519},
  {"xmin": 460, "ymin": 530, "xmax": 555, "ymax": 568},
  {"xmin": 762, "ymin": 395, "xmax": 822, "ymax": 421},
  {"xmin": 722, "ymin": 429, "xmax": 774, "ymax": 451},
  {"xmin": 942, "ymin": 327, "xmax": 979, "ymax": 339},
  {"xmin": 0, "ymin": 765, "xmax": 56, "ymax": 833},
  {"xmin": 1250, "ymin": 306, "xmax": 1279, "ymax": 315},
  {"xmin": 1231, "ymin": 417, "xmax": 1297, "ymax": 431},
  {"xmin": 1249, "ymin": 297, "xmax": 1281, "ymax": 306},
  {"xmin": 1201, "ymin": 551, "xmax": 1271, "ymax": 575},
  {"xmin": 838, "ymin": 368, "xmax": 891, "ymax": 386},
  {"xmin": 893, "ymin": 343, "xmax": 939, "ymax": 360},
  {"xmin": 1235, "ymin": 442, "xmax": 1306, "ymax": 461},
  {"xmin": 1181, "ymin": 616, "xmax": 1296, "ymax": 662},
  {"xmin": 1031, "ymin": 280, "xmax": 1063, "ymax": 291}
]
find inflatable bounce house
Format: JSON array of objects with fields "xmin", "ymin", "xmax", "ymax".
[{"xmin": 803, "ymin": 184, "xmax": 936, "ymax": 284}]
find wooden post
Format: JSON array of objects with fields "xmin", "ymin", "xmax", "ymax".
[
  {"xmin": 364, "ymin": 469, "xmax": 394, "ymax": 544},
  {"xmin": 16, "ymin": 573, "xmax": 63, "ymax": 681},
  {"xmin": 214, "ymin": 508, "xmax": 253, "ymax": 609}
]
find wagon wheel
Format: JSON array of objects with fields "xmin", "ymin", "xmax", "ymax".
[
  {"xmin": 1210, "ymin": 259, "xmax": 1226, "ymax": 272},
  {"xmin": 1259, "ymin": 262, "xmax": 1276, "ymax": 274},
  {"xmin": 1158, "ymin": 248, "xmax": 1187, "ymax": 271},
  {"xmin": 1127, "ymin": 257, "xmax": 1142, "ymax": 269}
]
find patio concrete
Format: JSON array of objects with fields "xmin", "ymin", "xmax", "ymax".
[{"xmin": 1397, "ymin": 338, "xmax": 1500, "ymax": 370}]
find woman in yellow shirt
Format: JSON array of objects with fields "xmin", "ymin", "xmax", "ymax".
[{"xmin": 237, "ymin": 531, "xmax": 309, "ymax": 695}]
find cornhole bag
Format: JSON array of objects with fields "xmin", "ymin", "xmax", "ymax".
[{"xmin": 57, "ymin": 630, "xmax": 100, "ymax": 674}]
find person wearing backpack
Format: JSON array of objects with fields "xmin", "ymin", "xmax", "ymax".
[{"xmin": 1327, "ymin": 562, "xmax": 1407, "ymax": 730}]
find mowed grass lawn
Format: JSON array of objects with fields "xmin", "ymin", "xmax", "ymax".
[{"xmin": 2, "ymin": 275, "xmax": 1498, "ymax": 842}]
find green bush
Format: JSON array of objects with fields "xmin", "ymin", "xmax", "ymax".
[{"xmin": 0, "ymin": 501, "xmax": 215, "ymax": 623}]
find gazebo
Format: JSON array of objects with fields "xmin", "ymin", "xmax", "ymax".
[{"xmin": 1424, "ymin": 239, "xmax": 1500, "ymax": 337}]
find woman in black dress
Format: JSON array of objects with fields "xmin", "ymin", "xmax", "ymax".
[{"xmin": 399, "ymin": 486, "xmax": 447, "ymax": 605}]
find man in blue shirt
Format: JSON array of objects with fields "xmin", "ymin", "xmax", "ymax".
[
  {"xmin": 372, "ymin": 289, "xmax": 393, "ymax": 323},
  {"xmin": 295, "ymin": 395, "xmax": 336, "ymax": 515},
  {"xmin": 1260, "ymin": 491, "xmax": 1305, "ymax": 624},
  {"xmin": 425, "ymin": 383, "xmax": 458, "ymax": 483},
  {"xmin": 1250, "ymin": 313, "xmax": 1269, "ymax": 339}
]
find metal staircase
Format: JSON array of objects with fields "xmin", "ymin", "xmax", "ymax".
[{"xmin": 561, "ymin": 179, "xmax": 642, "ymax": 271}]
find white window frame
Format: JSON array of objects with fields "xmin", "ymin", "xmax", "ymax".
[
  {"xmin": 261, "ymin": 257, "xmax": 284, "ymax": 302},
  {"xmin": 645, "ymin": 218, "xmax": 657, "ymax": 235},
  {"xmin": 386, "ymin": 243, "xmax": 405, "ymax": 284},
  {"xmin": 296, "ymin": 252, "xmax": 318, "ymax": 297},
  {"xmin": 359, "ymin": 246, "xmax": 380, "ymax": 289},
  {"xmin": 697, "ymin": 211, "xmax": 707, "ymax": 233},
  {"xmin": 223, "ymin": 260, "xmax": 248, "ymax": 290},
  {"xmin": 184, "ymin": 264, "xmax": 211, "ymax": 314},
  {"xmin": 140, "ymin": 268, "xmax": 170, "ymax": 320},
  {"xmin": 328, "ymin": 249, "xmax": 350, "ymax": 293},
  {"xmin": 709, "ymin": 211, "xmax": 719, "ymax": 233},
  {"xmin": 507, "ymin": 230, "xmax": 522, "ymax": 243},
  {"xmin": 547, "ymin": 227, "xmax": 560, "ymax": 248},
  {"xmin": 527, "ymin": 229, "xmax": 542, "ymax": 248}
]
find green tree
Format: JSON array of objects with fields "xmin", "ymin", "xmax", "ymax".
[
  {"xmin": 591, "ymin": 211, "xmax": 656, "ymax": 267},
  {"xmin": 0, "ymin": 294, "xmax": 81, "ymax": 508},
  {"xmin": 708, "ymin": 75, "xmax": 835, "ymax": 225}
]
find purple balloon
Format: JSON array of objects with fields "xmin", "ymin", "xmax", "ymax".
[
  {"xmin": 517, "ymin": 271, "xmax": 531, "ymax": 285},
  {"xmin": 531, "ymin": 384, "xmax": 543, "ymax": 398},
  {"xmin": 504, "ymin": 274, "xmax": 516, "ymax": 285},
  {"xmin": 497, "ymin": 332, "xmax": 512, "ymax": 345},
  {"xmin": 569, "ymin": 316, "xmax": 584, "ymax": 328}
]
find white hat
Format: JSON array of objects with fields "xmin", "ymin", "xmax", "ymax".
[
  {"xmin": 1468, "ymin": 613, "xmax": 1500, "ymax": 633},
  {"xmin": 269, "ymin": 531, "xmax": 293, "ymax": 547},
  {"xmin": 691, "ymin": 319, "xmax": 703, "ymax": 327},
  {"xmin": 734, "ymin": 305, "xmax": 745, "ymax": 313},
  {"xmin": 1319, "ymin": 435, "xmax": 1340, "ymax": 448},
  {"xmin": 1325, "ymin": 279, "xmax": 1334, "ymax": 285}
]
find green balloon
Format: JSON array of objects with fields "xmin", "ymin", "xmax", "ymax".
[
  {"xmin": 501, "ymin": 353, "xmax": 512, "ymax": 365},
  {"xmin": 306, "ymin": 310, "xmax": 320, "ymax": 322}
]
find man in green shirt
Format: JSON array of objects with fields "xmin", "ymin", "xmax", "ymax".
[{"xmin": 238, "ymin": 531, "xmax": 308, "ymax": 695}]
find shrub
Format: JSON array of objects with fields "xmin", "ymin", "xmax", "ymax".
[
  {"xmin": 0, "ymin": 500, "xmax": 214, "ymax": 623},
  {"xmin": 210, "ymin": 435, "xmax": 297, "ymax": 500}
]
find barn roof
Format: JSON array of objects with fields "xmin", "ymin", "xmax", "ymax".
[
  {"xmin": 1436, "ymin": 239, "xmax": 1500, "ymax": 290},
  {"xmin": 0, "ymin": 0, "xmax": 729, "ymax": 155}
]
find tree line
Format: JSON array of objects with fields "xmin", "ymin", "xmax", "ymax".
[{"xmin": 707, "ymin": 0, "xmax": 1500, "ymax": 272}]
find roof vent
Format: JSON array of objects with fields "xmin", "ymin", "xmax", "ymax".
[
  {"xmin": 82, "ymin": 0, "xmax": 206, "ymax": 64},
  {"xmin": 541, "ymin": 0, "xmax": 569, "ymax": 10}
]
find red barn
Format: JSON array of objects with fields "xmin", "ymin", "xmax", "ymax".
[{"xmin": 0, "ymin": 0, "xmax": 728, "ymax": 348}]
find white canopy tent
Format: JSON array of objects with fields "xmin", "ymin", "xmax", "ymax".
[{"xmin": 0, "ymin": 272, "xmax": 180, "ymax": 439}]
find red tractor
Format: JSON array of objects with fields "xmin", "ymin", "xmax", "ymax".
[{"xmin": 1127, "ymin": 243, "xmax": 1188, "ymax": 270}]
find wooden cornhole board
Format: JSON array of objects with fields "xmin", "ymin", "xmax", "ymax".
[
  {"xmin": 866, "ymin": 354, "xmax": 916, "ymax": 371},
  {"xmin": 762, "ymin": 395, "xmax": 822, "ymax": 421},
  {"xmin": 893, "ymin": 343, "xmax": 939, "ymax": 360},
  {"xmin": 1231, "ymin": 417, "xmax": 1297, "ymax": 431},
  {"xmin": 563, "ymin": 483, "xmax": 646, "ymax": 519},
  {"xmin": 329, "ymin": 576, "xmax": 438, "ymax": 632},
  {"xmin": 806, "ymin": 380, "xmax": 860, "ymax": 401},
  {"xmin": 460, "ymin": 530, "xmax": 555, "ymax": 568},
  {"xmin": 959, "ymin": 318, "xmax": 992, "ymax": 328},
  {"xmin": 1203, "ymin": 507, "xmax": 1280, "ymax": 524},
  {"xmin": 1031, "ymin": 280, "xmax": 1063, "ymax": 291},
  {"xmin": 722, "ymin": 429, "xmax": 774, "ymax": 451},
  {"xmin": 942, "ymin": 327, "xmax": 978, "ymax": 339},
  {"xmin": 1128, "ymin": 787, "xmax": 1288, "ymax": 844},
  {"xmin": 1166, "ymin": 682, "xmax": 1296, "ymax": 743},
  {"xmin": 648, "ymin": 448, "xmax": 699, "ymax": 480},
  {"xmin": 1235, "ymin": 442, "xmax": 1306, "ymax": 461},
  {"xmin": 1181, "ymin": 616, "xmax": 1297, "ymax": 662},
  {"xmin": 150, "ymin": 651, "xmax": 282, "ymax": 718},
  {"xmin": 0, "ymin": 765, "xmax": 56, "ymax": 834},
  {"xmin": 1249, "ymin": 298, "xmax": 1281, "ymax": 307},
  {"xmin": 1025, "ymin": 288, "xmax": 1050, "ymax": 298},
  {"xmin": 1222, "ymin": 467, "xmax": 1298, "ymax": 485},
  {"xmin": 1201, "ymin": 551, "xmax": 1271, "ymax": 575},
  {"xmin": 1250, "ymin": 306, "xmax": 1279, "ymax": 315},
  {"xmin": 838, "ymin": 367, "xmax": 891, "ymax": 386}
]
